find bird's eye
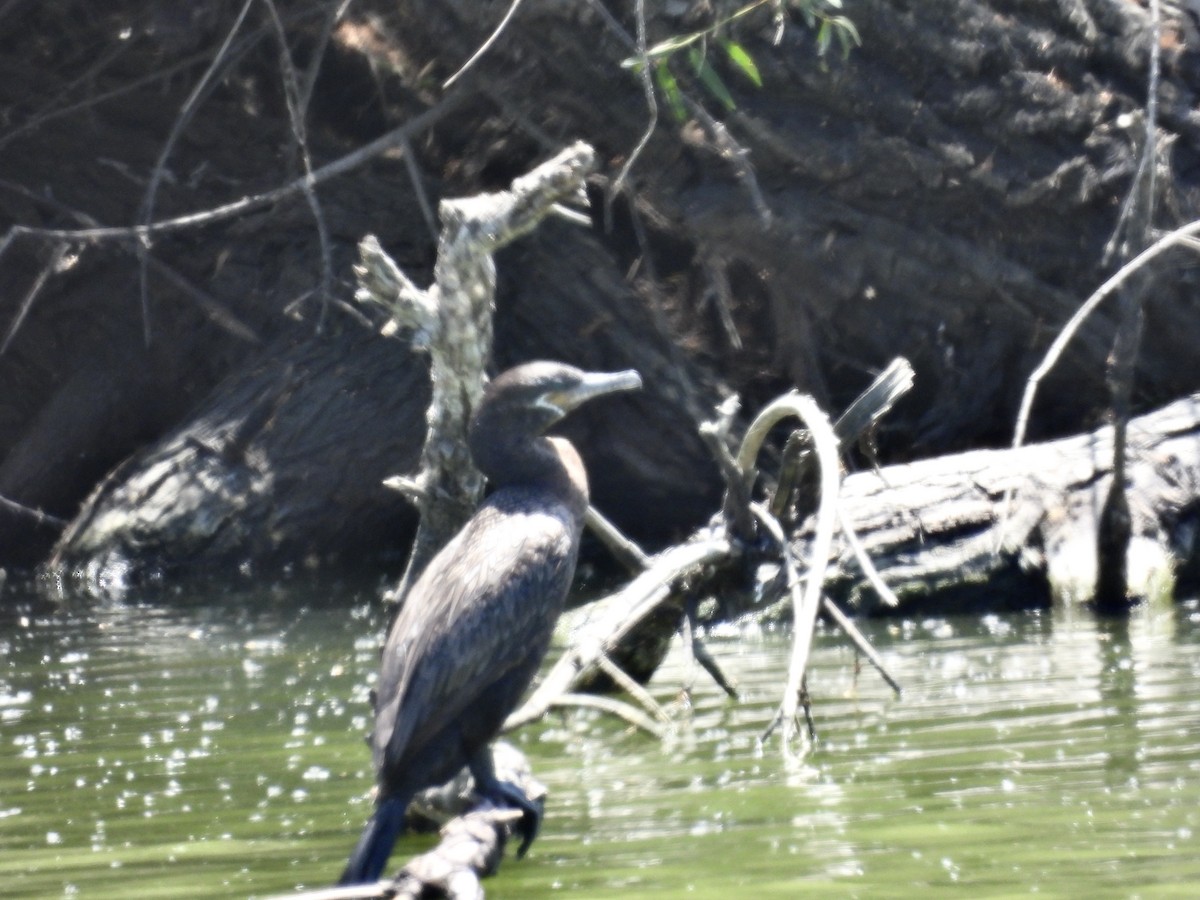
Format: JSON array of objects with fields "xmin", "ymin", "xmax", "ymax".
[{"xmin": 535, "ymin": 390, "xmax": 568, "ymax": 414}]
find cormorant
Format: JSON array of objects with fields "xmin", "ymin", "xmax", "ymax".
[{"xmin": 339, "ymin": 360, "xmax": 642, "ymax": 885}]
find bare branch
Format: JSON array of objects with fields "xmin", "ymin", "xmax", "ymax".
[
  {"xmin": 262, "ymin": 0, "xmax": 335, "ymax": 320},
  {"xmin": 819, "ymin": 595, "xmax": 902, "ymax": 696},
  {"xmin": 1002, "ymin": 216, "xmax": 1200, "ymax": 549},
  {"xmin": 0, "ymin": 94, "xmax": 468, "ymax": 251},
  {"xmin": 401, "ymin": 137, "xmax": 441, "ymax": 243},
  {"xmin": 584, "ymin": 505, "xmax": 650, "ymax": 572},
  {"xmin": 606, "ymin": 0, "xmax": 657, "ymax": 226},
  {"xmin": 551, "ymin": 693, "xmax": 666, "ymax": 738},
  {"xmin": 137, "ymin": 0, "xmax": 258, "ymax": 343},
  {"xmin": 443, "ymin": 0, "xmax": 527, "ymax": 89},
  {"xmin": 837, "ymin": 504, "xmax": 899, "ymax": 608},
  {"xmin": 0, "ymin": 178, "xmax": 261, "ymax": 345},
  {"xmin": 744, "ymin": 395, "xmax": 840, "ymax": 751},
  {"xmin": 0, "ymin": 243, "xmax": 67, "ymax": 358},
  {"xmin": 594, "ymin": 653, "xmax": 672, "ymax": 725},
  {"xmin": 0, "ymin": 493, "xmax": 68, "ymax": 528},
  {"xmin": 299, "ymin": 0, "xmax": 356, "ymax": 115}
]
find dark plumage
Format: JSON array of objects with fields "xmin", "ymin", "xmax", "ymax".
[{"xmin": 339, "ymin": 361, "xmax": 641, "ymax": 885}]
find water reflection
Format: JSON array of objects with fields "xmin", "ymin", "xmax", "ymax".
[{"xmin": 1, "ymin": 583, "xmax": 1199, "ymax": 897}]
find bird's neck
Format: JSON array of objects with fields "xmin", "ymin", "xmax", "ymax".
[{"xmin": 474, "ymin": 434, "xmax": 589, "ymax": 516}]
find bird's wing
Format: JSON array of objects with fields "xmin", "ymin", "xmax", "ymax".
[{"xmin": 373, "ymin": 496, "xmax": 578, "ymax": 770}]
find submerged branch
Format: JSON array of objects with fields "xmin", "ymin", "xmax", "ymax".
[{"xmin": 753, "ymin": 400, "xmax": 840, "ymax": 749}]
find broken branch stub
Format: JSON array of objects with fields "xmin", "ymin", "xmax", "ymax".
[{"xmin": 354, "ymin": 141, "xmax": 599, "ymax": 596}]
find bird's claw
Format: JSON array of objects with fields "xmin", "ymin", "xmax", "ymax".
[{"xmin": 484, "ymin": 778, "xmax": 542, "ymax": 857}]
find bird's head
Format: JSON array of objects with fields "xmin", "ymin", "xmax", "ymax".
[{"xmin": 478, "ymin": 361, "xmax": 643, "ymax": 436}]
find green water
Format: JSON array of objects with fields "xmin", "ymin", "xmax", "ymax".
[{"xmin": 2, "ymin": 580, "xmax": 1198, "ymax": 898}]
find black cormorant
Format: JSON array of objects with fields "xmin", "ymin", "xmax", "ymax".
[{"xmin": 339, "ymin": 360, "xmax": 642, "ymax": 885}]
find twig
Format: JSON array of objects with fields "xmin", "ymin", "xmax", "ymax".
[
  {"xmin": 0, "ymin": 493, "xmax": 68, "ymax": 528},
  {"xmin": 0, "ymin": 4, "xmax": 331, "ymax": 154},
  {"xmin": 1001, "ymin": 215, "xmax": 1200, "ymax": 555},
  {"xmin": 0, "ymin": 94, "xmax": 468, "ymax": 250},
  {"xmin": 443, "ymin": 0, "xmax": 527, "ymax": 89},
  {"xmin": 702, "ymin": 256, "xmax": 743, "ymax": 350},
  {"xmin": 584, "ymin": 505, "xmax": 650, "ymax": 572},
  {"xmin": 684, "ymin": 99, "xmax": 772, "ymax": 228},
  {"xmin": 298, "ymin": 0, "xmax": 355, "ymax": 115},
  {"xmin": 1095, "ymin": 0, "xmax": 1159, "ymax": 610},
  {"xmin": 1103, "ymin": 0, "xmax": 1161, "ymax": 266},
  {"xmin": 693, "ymin": 635, "xmax": 739, "ymax": 699},
  {"xmin": 0, "ymin": 179, "xmax": 261, "ymax": 345},
  {"xmin": 137, "ymin": 0, "xmax": 258, "ymax": 344},
  {"xmin": 0, "ymin": 94, "xmax": 465, "ymax": 344},
  {"xmin": 551, "ymin": 693, "xmax": 666, "ymax": 738},
  {"xmin": 1009, "ymin": 218, "xmax": 1200, "ymax": 457},
  {"xmin": 0, "ymin": 243, "xmax": 66, "ymax": 357},
  {"xmin": 678, "ymin": 604, "xmax": 698, "ymax": 702},
  {"xmin": 401, "ymin": 137, "xmax": 440, "ymax": 244},
  {"xmin": 595, "ymin": 653, "xmax": 672, "ymax": 724},
  {"xmin": 140, "ymin": 254, "xmax": 262, "ymax": 345},
  {"xmin": 263, "ymin": 0, "xmax": 335, "ymax": 322},
  {"xmin": 606, "ymin": 0, "xmax": 657, "ymax": 227},
  {"xmin": 837, "ymin": 504, "xmax": 899, "ymax": 608},
  {"xmin": 139, "ymin": 0, "xmax": 256, "ymax": 229},
  {"xmin": 0, "ymin": 48, "xmax": 208, "ymax": 153},
  {"xmin": 819, "ymin": 595, "xmax": 902, "ymax": 696},
  {"xmin": 698, "ymin": 420, "xmax": 756, "ymax": 541}
]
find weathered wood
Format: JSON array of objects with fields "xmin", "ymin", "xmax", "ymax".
[
  {"xmin": 807, "ymin": 393, "xmax": 1200, "ymax": 614},
  {"xmin": 355, "ymin": 142, "xmax": 599, "ymax": 601}
]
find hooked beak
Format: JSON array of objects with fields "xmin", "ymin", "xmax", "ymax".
[{"xmin": 548, "ymin": 369, "xmax": 642, "ymax": 414}]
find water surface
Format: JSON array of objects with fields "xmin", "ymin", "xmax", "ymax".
[{"xmin": 2, "ymin": 580, "xmax": 1198, "ymax": 897}]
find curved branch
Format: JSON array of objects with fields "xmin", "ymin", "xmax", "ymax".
[{"xmin": 745, "ymin": 395, "xmax": 840, "ymax": 751}]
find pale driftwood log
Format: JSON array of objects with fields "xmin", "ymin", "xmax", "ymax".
[{"xmin": 812, "ymin": 393, "xmax": 1200, "ymax": 614}]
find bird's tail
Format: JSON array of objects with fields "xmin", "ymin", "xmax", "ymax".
[{"xmin": 338, "ymin": 795, "xmax": 408, "ymax": 885}]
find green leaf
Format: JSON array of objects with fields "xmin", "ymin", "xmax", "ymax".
[
  {"xmin": 722, "ymin": 39, "xmax": 762, "ymax": 87},
  {"xmin": 687, "ymin": 46, "xmax": 736, "ymax": 110},
  {"xmin": 816, "ymin": 19, "xmax": 832, "ymax": 57},
  {"xmin": 831, "ymin": 15, "xmax": 861, "ymax": 54},
  {"xmin": 654, "ymin": 60, "xmax": 688, "ymax": 122},
  {"xmin": 696, "ymin": 58, "xmax": 737, "ymax": 111}
]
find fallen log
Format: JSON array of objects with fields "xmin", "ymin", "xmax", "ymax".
[{"xmin": 805, "ymin": 393, "xmax": 1200, "ymax": 616}]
